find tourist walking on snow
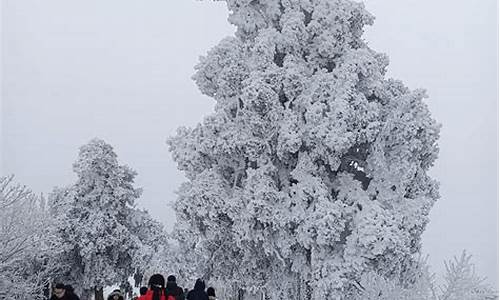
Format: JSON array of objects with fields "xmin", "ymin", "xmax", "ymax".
[
  {"xmin": 165, "ymin": 275, "xmax": 185, "ymax": 300},
  {"xmin": 206, "ymin": 287, "xmax": 216, "ymax": 300},
  {"xmin": 134, "ymin": 270, "xmax": 144, "ymax": 288},
  {"xmin": 107, "ymin": 289, "xmax": 125, "ymax": 300},
  {"xmin": 186, "ymin": 279, "xmax": 208, "ymax": 300},
  {"xmin": 65, "ymin": 285, "xmax": 80, "ymax": 300},
  {"xmin": 138, "ymin": 274, "xmax": 167, "ymax": 300}
]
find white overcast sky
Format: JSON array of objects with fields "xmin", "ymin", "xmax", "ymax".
[{"xmin": 1, "ymin": 0, "xmax": 498, "ymax": 286}]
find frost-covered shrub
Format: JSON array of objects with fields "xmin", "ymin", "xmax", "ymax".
[
  {"xmin": 354, "ymin": 253, "xmax": 497, "ymax": 300},
  {"xmin": 0, "ymin": 176, "xmax": 58, "ymax": 300},
  {"xmin": 439, "ymin": 252, "xmax": 497, "ymax": 300}
]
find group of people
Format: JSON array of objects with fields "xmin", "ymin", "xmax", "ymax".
[
  {"xmin": 136, "ymin": 274, "xmax": 215, "ymax": 300},
  {"xmin": 50, "ymin": 274, "xmax": 217, "ymax": 300}
]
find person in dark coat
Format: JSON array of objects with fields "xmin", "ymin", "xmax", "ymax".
[
  {"xmin": 186, "ymin": 279, "xmax": 208, "ymax": 300},
  {"xmin": 140, "ymin": 287, "xmax": 148, "ymax": 296},
  {"xmin": 65, "ymin": 285, "xmax": 80, "ymax": 300},
  {"xmin": 165, "ymin": 275, "xmax": 185, "ymax": 300},
  {"xmin": 206, "ymin": 287, "xmax": 216, "ymax": 300},
  {"xmin": 134, "ymin": 271, "xmax": 144, "ymax": 288}
]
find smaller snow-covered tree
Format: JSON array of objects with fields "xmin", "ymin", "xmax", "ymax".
[
  {"xmin": 128, "ymin": 208, "xmax": 171, "ymax": 285},
  {"xmin": 141, "ymin": 239, "xmax": 179, "ymax": 283},
  {"xmin": 439, "ymin": 252, "xmax": 497, "ymax": 300},
  {"xmin": 354, "ymin": 252, "xmax": 497, "ymax": 300},
  {"xmin": 0, "ymin": 176, "xmax": 60, "ymax": 300},
  {"xmin": 51, "ymin": 139, "xmax": 143, "ymax": 300},
  {"xmin": 354, "ymin": 256, "xmax": 435, "ymax": 300}
]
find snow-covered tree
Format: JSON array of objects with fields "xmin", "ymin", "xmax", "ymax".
[
  {"xmin": 141, "ymin": 238, "xmax": 184, "ymax": 285},
  {"xmin": 0, "ymin": 176, "xmax": 59, "ymax": 300},
  {"xmin": 46, "ymin": 186, "xmax": 86, "ymax": 293},
  {"xmin": 354, "ymin": 256, "xmax": 436, "ymax": 300},
  {"xmin": 128, "ymin": 208, "xmax": 171, "ymax": 285},
  {"xmin": 50, "ymin": 139, "xmax": 143, "ymax": 300},
  {"xmin": 354, "ymin": 252, "xmax": 497, "ymax": 300},
  {"xmin": 439, "ymin": 252, "xmax": 497, "ymax": 300},
  {"xmin": 168, "ymin": 0, "xmax": 441, "ymax": 299}
]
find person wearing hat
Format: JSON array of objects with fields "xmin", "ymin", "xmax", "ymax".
[
  {"xmin": 107, "ymin": 289, "xmax": 125, "ymax": 300},
  {"xmin": 206, "ymin": 287, "xmax": 216, "ymax": 300},
  {"xmin": 165, "ymin": 275, "xmax": 185, "ymax": 300},
  {"xmin": 186, "ymin": 279, "xmax": 208, "ymax": 300},
  {"xmin": 65, "ymin": 285, "xmax": 80, "ymax": 300}
]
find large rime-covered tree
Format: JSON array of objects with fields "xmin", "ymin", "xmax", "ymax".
[
  {"xmin": 168, "ymin": 0, "xmax": 440, "ymax": 299},
  {"xmin": 52, "ymin": 139, "xmax": 143, "ymax": 300}
]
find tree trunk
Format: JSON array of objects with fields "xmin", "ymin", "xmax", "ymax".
[
  {"xmin": 305, "ymin": 282, "xmax": 313, "ymax": 300},
  {"xmin": 237, "ymin": 288, "xmax": 245, "ymax": 300},
  {"xmin": 43, "ymin": 281, "xmax": 51, "ymax": 299},
  {"xmin": 305, "ymin": 248, "xmax": 313, "ymax": 300},
  {"xmin": 94, "ymin": 287, "xmax": 104, "ymax": 300}
]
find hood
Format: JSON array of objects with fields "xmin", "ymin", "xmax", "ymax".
[
  {"xmin": 194, "ymin": 279, "xmax": 205, "ymax": 291},
  {"xmin": 109, "ymin": 291, "xmax": 123, "ymax": 297}
]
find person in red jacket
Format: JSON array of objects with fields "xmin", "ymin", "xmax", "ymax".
[{"xmin": 138, "ymin": 274, "xmax": 167, "ymax": 300}]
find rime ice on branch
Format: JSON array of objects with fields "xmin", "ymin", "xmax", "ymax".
[{"xmin": 168, "ymin": 0, "xmax": 440, "ymax": 299}]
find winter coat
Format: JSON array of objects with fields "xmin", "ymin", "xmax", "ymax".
[
  {"xmin": 50, "ymin": 294, "xmax": 72, "ymax": 300},
  {"xmin": 67, "ymin": 292, "xmax": 81, "ymax": 300},
  {"xmin": 165, "ymin": 282, "xmax": 185, "ymax": 300},
  {"xmin": 64, "ymin": 285, "xmax": 80, "ymax": 300},
  {"xmin": 137, "ymin": 290, "xmax": 167, "ymax": 300},
  {"xmin": 186, "ymin": 280, "xmax": 208, "ymax": 300}
]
